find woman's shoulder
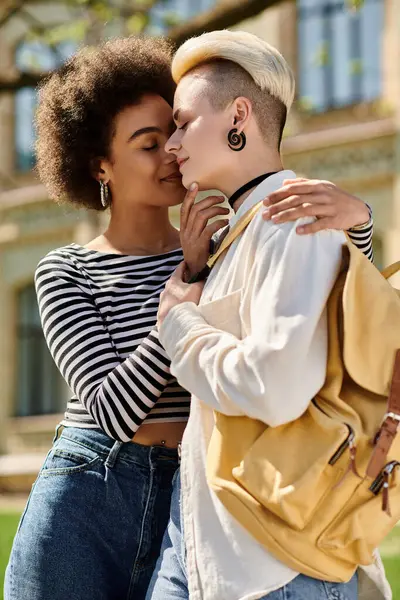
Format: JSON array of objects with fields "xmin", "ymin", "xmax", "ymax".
[
  {"xmin": 36, "ymin": 243, "xmax": 81, "ymax": 268},
  {"xmin": 34, "ymin": 243, "xmax": 90, "ymax": 284}
]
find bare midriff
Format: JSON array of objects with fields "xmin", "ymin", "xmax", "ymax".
[{"xmin": 132, "ymin": 421, "xmax": 186, "ymax": 448}]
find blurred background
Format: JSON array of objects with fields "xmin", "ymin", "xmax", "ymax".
[{"xmin": 0, "ymin": 0, "xmax": 399, "ymax": 595}]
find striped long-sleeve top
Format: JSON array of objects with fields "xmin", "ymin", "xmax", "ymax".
[
  {"xmin": 35, "ymin": 245, "xmax": 190, "ymax": 442},
  {"xmin": 35, "ymin": 214, "xmax": 373, "ymax": 443}
]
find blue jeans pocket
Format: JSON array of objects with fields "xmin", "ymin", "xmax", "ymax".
[{"xmin": 41, "ymin": 437, "xmax": 102, "ymax": 476}]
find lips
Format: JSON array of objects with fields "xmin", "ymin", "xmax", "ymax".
[
  {"xmin": 162, "ymin": 171, "xmax": 182, "ymax": 182},
  {"xmin": 177, "ymin": 158, "xmax": 188, "ymax": 170}
]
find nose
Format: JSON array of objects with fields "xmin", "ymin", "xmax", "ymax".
[{"xmin": 165, "ymin": 128, "xmax": 181, "ymax": 155}]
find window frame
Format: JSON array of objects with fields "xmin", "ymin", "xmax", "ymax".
[
  {"xmin": 14, "ymin": 283, "xmax": 69, "ymax": 417},
  {"xmin": 297, "ymin": 0, "xmax": 383, "ymax": 114}
]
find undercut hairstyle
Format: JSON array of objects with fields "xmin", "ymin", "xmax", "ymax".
[
  {"xmin": 171, "ymin": 30, "xmax": 295, "ymax": 148},
  {"xmin": 35, "ymin": 37, "xmax": 176, "ymax": 210}
]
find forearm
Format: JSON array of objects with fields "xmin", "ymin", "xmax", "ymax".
[
  {"xmin": 159, "ymin": 302, "xmax": 326, "ymax": 427},
  {"xmin": 159, "ymin": 223, "xmax": 344, "ymax": 427}
]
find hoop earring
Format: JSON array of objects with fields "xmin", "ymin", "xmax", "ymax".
[
  {"xmin": 100, "ymin": 181, "xmax": 109, "ymax": 208},
  {"xmin": 228, "ymin": 128, "xmax": 246, "ymax": 152}
]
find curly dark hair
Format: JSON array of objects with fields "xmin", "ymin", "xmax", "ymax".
[{"xmin": 35, "ymin": 36, "xmax": 176, "ymax": 210}]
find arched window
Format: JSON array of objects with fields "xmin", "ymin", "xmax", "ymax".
[
  {"xmin": 15, "ymin": 284, "xmax": 69, "ymax": 417},
  {"xmin": 298, "ymin": 0, "xmax": 383, "ymax": 113},
  {"xmin": 15, "ymin": 41, "xmax": 75, "ymax": 171}
]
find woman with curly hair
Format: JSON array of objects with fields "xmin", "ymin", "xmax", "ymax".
[
  {"xmin": 4, "ymin": 35, "xmax": 374, "ymax": 600},
  {"xmin": 5, "ymin": 36, "xmax": 196, "ymax": 600}
]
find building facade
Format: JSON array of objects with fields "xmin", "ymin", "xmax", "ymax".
[{"xmin": 0, "ymin": 0, "xmax": 398, "ymax": 491}]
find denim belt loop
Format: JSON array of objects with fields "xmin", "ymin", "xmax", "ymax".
[
  {"xmin": 177, "ymin": 442, "xmax": 182, "ymax": 464},
  {"xmin": 105, "ymin": 440, "xmax": 123, "ymax": 469},
  {"xmin": 52, "ymin": 423, "xmax": 64, "ymax": 444}
]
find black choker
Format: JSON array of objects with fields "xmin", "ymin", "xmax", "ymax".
[{"xmin": 228, "ymin": 172, "xmax": 278, "ymax": 209}]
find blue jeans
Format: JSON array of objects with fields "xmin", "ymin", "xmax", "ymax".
[
  {"xmin": 146, "ymin": 472, "xmax": 358, "ymax": 600},
  {"xmin": 4, "ymin": 426, "xmax": 179, "ymax": 600}
]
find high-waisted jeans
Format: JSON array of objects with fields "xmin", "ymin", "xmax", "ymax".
[
  {"xmin": 4, "ymin": 426, "xmax": 179, "ymax": 600},
  {"xmin": 146, "ymin": 471, "xmax": 358, "ymax": 600}
]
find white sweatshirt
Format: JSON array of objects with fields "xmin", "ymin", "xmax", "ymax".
[{"xmin": 159, "ymin": 171, "xmax": 391, "ymax": 600}]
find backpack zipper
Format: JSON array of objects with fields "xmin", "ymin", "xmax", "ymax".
[
  {"xmin": 369, "ymin": 461, "xmax": 400, "ymax": 494},
  {"xmin": 369, "ymin": 460, "xmax": 400, "ymax": 517},
  {"xmin": 329, "ymin": 425, "xmax": 355, "ymax": 466},
  {"xmin": 312, "ymin": 400, "xmax": 360, "ymax": 480}
]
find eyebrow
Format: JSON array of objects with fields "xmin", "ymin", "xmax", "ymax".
[
  {"xmin": 128, "ymin": 119, "xmax": 176, "ymax": 142},
  {"xmin": 128, "ymin": 126, "xmax": 162, "ymax": 142}
]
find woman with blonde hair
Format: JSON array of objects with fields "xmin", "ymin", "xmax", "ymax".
[{"xmin": 147, "ymin": 30, "xmax": 389, "ymax": 600}]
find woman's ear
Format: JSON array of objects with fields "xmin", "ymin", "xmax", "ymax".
[
  {"xmin": 90, "ymin": 157, "xmax": 110, "ymax": 183},
  {"xmin": 232, "ymin": 97, "xmax": 252, "ymax": 133}
]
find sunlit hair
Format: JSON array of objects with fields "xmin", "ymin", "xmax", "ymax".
[
  {"xmin": 171, "ymin": 30, "xmax": 295, "ymax": 146},
  {"xmin": 36, "ymin": 36, "xmax": 175, "ymax": 210}
]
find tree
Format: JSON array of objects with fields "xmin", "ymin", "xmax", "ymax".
[{"xmin": 0, "ymin": 0, "xmax": 284, "ymax": 93}]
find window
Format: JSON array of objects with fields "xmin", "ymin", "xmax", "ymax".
[
  {"xmin": 15, "ymin": 41, "xmax": 75, "ymax": 172},
  {"xmin": 298, "ymin": 0, "xmax": 383, "ymax": 113},
  {"xmin": 15, "ymin": 284, "xmax": 69, "ymax": 417}
]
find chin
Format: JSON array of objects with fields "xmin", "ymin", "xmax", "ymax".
[
  {"xmin": 182, "ymin": 173, "xmax": 208, "ymax": 192},
  {"xmin": 167, "ymin": 186, "xmax": 187, "ymax": 206}
]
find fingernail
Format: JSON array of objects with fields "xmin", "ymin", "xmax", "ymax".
[
  {"xmin": 297, "ymin": 226, "xmax": 304, "ymax": 235},
  {"xmin": 264, "ymin": 197, "xmax": 270, "ymax": 206},
  {"xmin": 263, "ymin": 209, "xmax": 270, "ymax": 219},
  {"xmin": 271, "ymin": 214, "xmax": 279, "ymax": 222},
  {"xmin": 190, "ymin": 182, "xmax": 197, "ymax": 191}
]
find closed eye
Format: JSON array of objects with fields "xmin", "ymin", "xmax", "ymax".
[{"xmin": 143, "ymin": 143, "xmax": 158, "ymax": 151}]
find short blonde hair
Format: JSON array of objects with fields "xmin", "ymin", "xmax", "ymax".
[{"xmin": 171, "ymin": 30, "xmax": 295, "ymax": 112}]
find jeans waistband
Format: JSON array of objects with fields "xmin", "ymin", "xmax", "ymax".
[{"xmin": 57, "ymin": 426, "xmax": 179, "ymax": 468}]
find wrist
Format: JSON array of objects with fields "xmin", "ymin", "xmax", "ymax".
[
  {"xmin": 348, "ymin": 203, "xmax": 372, "ymax": 232},
  {"xmin": 185, "ymin": 261, "xmax": 207, "ymax": 282},
  {"xmin": 187, "ymin": 265, "xmax": 210, "ymax": 284}
]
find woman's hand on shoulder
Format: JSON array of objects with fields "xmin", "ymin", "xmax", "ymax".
[{"xmin": 262, "ymin": 178, "xmax": 370, "ymax": 235}]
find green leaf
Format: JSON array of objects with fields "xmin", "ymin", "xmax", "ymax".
[
  {"xmin": 312, "ymin": 42, "xmax": 330, "ymax": 68},
  {"xmin": 349, "ymin": 58, "xmax": 363, "ymax": 76},
  {"xmin": 297, "ymin": 96, "xmax": 314, "ymax": 113},
  {"xmin": 126, "ymin": 13, "xmax": 150, "ymax": 34},
  {"xmin": 162, "ymin": 11, "xmax": 182, "ymax": 28},
  {"xmin": 346, "ymin": 0, "xmax": 364, "ymax": 11},
  {"xmin": 44, "ymin": 20, "xmax": 88, "ymax": 45},
  {"xmin": 91, "ymin": 2, "xmax": 115, "ymax": 22}
]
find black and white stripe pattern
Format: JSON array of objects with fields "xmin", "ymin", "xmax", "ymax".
[
  {"xmin": 347, "ymin": 204, "xmax": 374, "ymax": 262},
  {"xmin": 35, "ymin": 245, "xmax": 190, "ymax": 442},
  {"xmin": 35, "ymin": 214, "xmax": 374, "ymax": 443},
  {"xmin": 347, "ymin": 223, "xmax": 374, "ymax": 261}
]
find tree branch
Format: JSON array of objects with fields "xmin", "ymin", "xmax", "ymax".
[
  {"xmin": 0, "ymin": 0, "xmax": 285, "ymax": 93},
  {"xmin": 168, "ymin": 0, "xmax": 283, "ymax": 47},
  {"xmin": 0, "ymin": 1, "xmax": 25, "ymax": 29}
]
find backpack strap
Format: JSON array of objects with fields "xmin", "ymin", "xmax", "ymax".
[
  {"xmin": 366, "ymin": 349, "xmax": 400, "ymax": 479},
  {"xmin": 381, "ymin": 261, "xmax": 400, "ymax": 280},
  {"xmin": 207, "ymin": 200, "xmax": 264, "ymax": 270},
  {"xmin": 366, "ymin": 261, "xmax": 400, "ymax": 478}
]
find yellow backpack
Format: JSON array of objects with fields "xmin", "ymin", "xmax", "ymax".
[{"xmin": 205, "ymin": 201, "xmax": 400, "ymax": 582}]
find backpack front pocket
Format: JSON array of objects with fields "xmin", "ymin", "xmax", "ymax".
[
  {"xmin": 232, "ymin": 401, "xmax": 356, "ymax": 531},
  {"xmin": 318, "ymin": 461, "xmax": 400, "ymax": 565}
]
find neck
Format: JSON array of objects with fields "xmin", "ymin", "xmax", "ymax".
[
  {"xmin": 103, "ymin": 201, "xmax": 180, "ymax": 256},
  {"xmin": 222, "ymin": 151, "xmax": 283, "ymax": 213}
]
